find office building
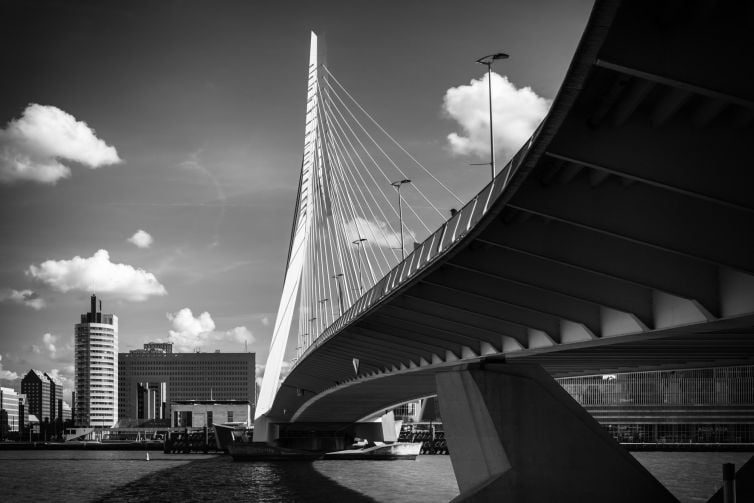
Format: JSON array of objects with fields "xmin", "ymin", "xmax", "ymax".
[
  {"xmin": 21, "ymin": 369, "xmax": 51, "ymax": 422},
  {"xmin": 118, "ymin": 343, "xmax": 254, "ymax": 426},
  {"xmin": 44, "ymin": 372, "xmax": 63, "ymax": 421},
  {"xmin": 75, "ymin": 294, "xmax": 118, "ymax": 427},
  {"xmin": 0, "ymin": 387, "xmax": 21, "ymax": 436}
]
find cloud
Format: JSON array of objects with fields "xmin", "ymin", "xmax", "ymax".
[
  {"xmin": 0, "ymin": 103, "xmax": 121, "ymax": 184},
  {"xmin": 128, "ymin": 229, "xmax": 154, "ymax": 249},
  {"xmin": 168, "ymin": 308, "xmax": 215, "ymax": 352},
  {"xmin": 0, "ymin": 355, "xmax": 19, "ymax": 381},
  {"xmin": 261, "ymin": 316, "xmax": 270, "ymax": 327},
  {"xmin": 47, "ymin": 367, "xmax": 74, "ymax": 395},
  {"xmin": 443, "ymin": 72, "xmax": 550, "ymax": 160},
  {"xmin": 43, "ymin": 333, "xmax": 58, "ymax": 358},
  {"xmin": 225, "ymin": 326, "xmax": 256, "ymax": 346},
  {"xmin": 27, "ymin": 249, "xmax": 167, "ymax": 301},
  {"xmin": 167, "ymin": 308, "xmax": 254, "ymax": 353},
  {"xmin": 255, "ymin": 360, "xmax": 292, "ymax": 388},
  {"xmin": 0, "ymin": 288, "xmax": 46, "ymax": 310},
  {"xmin": 345, "ymin": 217, "xmax": 401, "ymax": 249}
]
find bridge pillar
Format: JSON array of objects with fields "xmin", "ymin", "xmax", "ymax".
[
  {"xmin": 252, "ymin": 414, "xmax": 277, "ymax": 443},
  {"xmin": 436, "ymin": 360, "xmax": 677, "ymax": 502}
]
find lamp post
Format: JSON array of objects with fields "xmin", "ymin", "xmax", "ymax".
[
  {"xmin": 352, "ymin": 238, "xmax": 367, "ymax": 292},
  {"xmin": 476, "ymin": 52, "xmax": 509, "ymax": 180},
  {"xmin": 391, "ymin": 179, "xmax": 411, "ymax": 260},
  {"xmin": 331, "ymin": 273, "xmax": 344, "ymax": 316}
]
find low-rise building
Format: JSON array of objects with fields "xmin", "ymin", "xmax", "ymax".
[
  {"xmin": 118, "ymin": 343, "xmax": 254, "ymax": 426},
  {"xmin": 170, "ymin": 400, "xmax": 251, "ymax": 428}
]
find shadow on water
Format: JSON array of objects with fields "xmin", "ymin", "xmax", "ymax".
[{"xmin": 95, "ymin": 455, "xmax": 378, "ymax": 503}]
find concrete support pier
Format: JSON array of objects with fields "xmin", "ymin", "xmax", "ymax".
[{"xmin": 436, "ymin": 360, "xmax": 678, "ymax": 502}]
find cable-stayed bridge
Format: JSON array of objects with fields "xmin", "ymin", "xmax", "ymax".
[{"xmin": 254, "ymin": 1, "xmax": 754, "ymax": 499}]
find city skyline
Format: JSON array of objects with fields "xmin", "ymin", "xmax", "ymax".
[{"xmin": 0, "ymin": 0, "xmax": 593, "ymax": 400}]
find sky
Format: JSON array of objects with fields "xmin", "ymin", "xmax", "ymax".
[{"xmin": 0, "ymin": 0, "xmax": 593, "ymax": 399}]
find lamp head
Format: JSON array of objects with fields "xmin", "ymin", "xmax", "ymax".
[{"xmin": 476, "ymin": 52, "xmax": 510, "ymax": 65}]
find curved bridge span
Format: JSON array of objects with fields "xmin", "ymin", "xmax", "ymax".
[{"xmin": 265, "ymin": 0, "xmax": 754, "ymax": 429}]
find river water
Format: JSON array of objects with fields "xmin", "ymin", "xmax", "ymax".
[{"xmin": 0, "ymin": 450, "xmax": 751, "ymax": 502}]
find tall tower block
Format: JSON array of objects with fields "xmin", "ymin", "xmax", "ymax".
[{"xmin": 74, "ymin": 294, "xmax": 118, "ymax": 427}]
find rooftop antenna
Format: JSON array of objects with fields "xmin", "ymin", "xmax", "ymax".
[{"xmin": 245, "ymin": 340, "xmax": 248, "ymax": 353}]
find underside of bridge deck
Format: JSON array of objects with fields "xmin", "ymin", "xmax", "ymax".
[{"xmin": 269, "ymin": 0, "xmax": 754, "ymax": 427}]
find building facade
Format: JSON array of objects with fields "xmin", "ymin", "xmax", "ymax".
[
  {"xmin": 21, "ymin": 369, "xmax": 51, "ymax": 422},
  {"xmin": 118, "ymin": 343, "xmax": 254, "ymax": 426},
  {"xmin": 171, "ymin": 400, "xmax": 252, "ymax": 428},
  {"xmin": 75, "ymin": 294, "xmax": 118, "ymax": 427},
  {"xmin": 0, "ymin": 387, "xmax": 20, "ymax": 436},
  {"xmin": 44, "ymin": 372, "xmax": 63, "ymax": 422},
  {"xmin": 558, "ymin": 365, "xmax": 754, "ymax": 444}
]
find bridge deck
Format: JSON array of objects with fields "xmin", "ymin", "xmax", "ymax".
[{"xmin": 271, "ymin": 0, "xmax": 754, "ymax": 424}]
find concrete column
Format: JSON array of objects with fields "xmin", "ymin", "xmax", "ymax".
[{"xmin": 436, "ymin": 360, "xmax": 678, "ymax": 502}]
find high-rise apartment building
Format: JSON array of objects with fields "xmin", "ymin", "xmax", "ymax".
[
  {"xmin": 118, "ymin": 343, "xmax": 254, "ymax": 426},
  {"xmin": 75, "ymin": 294, "xmax": 118, "ymax": 427}
]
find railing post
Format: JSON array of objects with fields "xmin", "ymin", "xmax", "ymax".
[{"xmin": 723, "ymin": 463, "xmax": 735, "ymax": 503}]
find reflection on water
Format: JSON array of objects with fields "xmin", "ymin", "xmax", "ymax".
[{"xmin": 0, "ymin": 450, "xmax": 751, "ymax": 503}]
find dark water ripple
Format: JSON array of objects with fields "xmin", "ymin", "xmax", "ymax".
[{"xmin": 95, "ymin": 456, "xmax": 377, "ymax": 503}]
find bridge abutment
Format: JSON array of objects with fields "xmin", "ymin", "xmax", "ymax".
[{"xmin": 436, "ymin": 360, "xmax": 677, "ymax": 502}]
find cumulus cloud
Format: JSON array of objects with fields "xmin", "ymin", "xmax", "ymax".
[
  {"xmin": 0, "ymin": 103, "xmax": 122, "ymax": 184},
  {"xmin": 128, "ymin": 229, "xmax": 154, "ymax": 249},
  {"xmin": 345, "ymin": 217, "xmax": 402, "ymax": 249},
  {"xmin": 0, "ymin": 355, "xmax": 19, "ymax": 381},
  {"xmin": 43, "ymin": 333, "xmax": 58, "ymax": 358},
  {"xmin": 27, "ymin": 249, "xmax": 167, "ymax": 301},
  {"xmin": 443, "ymin": 73, "xmax": 550, "ymax": 160},
  {"xmin": 167, "ymin": 308, "xmax": 255, "ymax": 353},
  {"xmin": 0, "ymin": 288, "xmax": 46, "ymax": 310},
  {"xmin": 47, "ymin": 367, "xmax": 75, "ymax": 395}
]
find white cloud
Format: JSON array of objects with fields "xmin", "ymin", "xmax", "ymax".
[
  {"xmin": 128, "ymin": 229, "xmax": 154, "ymax": 249},
  {"xmin": 167, "ymin": 308, "xmax": 216, "ymax": 352},
  {"xmin": 443, "ymin": 72, "xmax": 550, "ymax": 160},
  {"xmin": 167, "ymin": 308, "xmax": 255, "ymax": 353},
  {"xmin": 345, "ymin": 217, "xmax": 401, "ymax": 249},
  {"xmin": 225, "ymin": 326, "xmax": 256, "ymax": 346},
  {"xmin": 48, "ymin": 368, "xmax": 74, "ymax": 395},
  {"xmin": 0, "ymin": 288, "xmax": 46, "ymax": 310},
  {"xmin": 261, "ymin": 316, "xmax": 270, "ymax": 327},
  {"xmin": 0, "ymin": 103, "xmax": 121, "ymax": 184},
  {"xmin": 43, "ymin": 333, "xmax": 58, "ymax": 358},
  {"xmin": 0, "ymin": 355, "xmax": 18, "ymax": 381},
  {"xmin": 27, "ymin": 249, "xmax": 167, "ymax": 301}
]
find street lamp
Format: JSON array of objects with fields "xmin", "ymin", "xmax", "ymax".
[
  {"xmin": 476, "ymin": 52, "xmax": 509, "ymax": 180},
  {"xmin": 331, "ymin": 273, "xmax": 344, "ymax": 316},
  {"xmin": 352, "ymin": 238, "xmax": 367, "ymax": 293},
  {"xmin": 391, "ymin": 179, "xmax": 411, "ymax": 261}
]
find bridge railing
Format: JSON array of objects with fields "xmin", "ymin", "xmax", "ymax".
[{"xmin": 296, "ymin": 132, "xmax": 538, "ymax": 366}]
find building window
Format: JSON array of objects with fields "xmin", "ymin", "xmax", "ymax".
[
  {"xmin": 207, "ymin": 411, "xmax": 213, "ymax": 426},
  {"xmin": 227, "ymin": 411, "xmax": 233, "ymax": 422}
]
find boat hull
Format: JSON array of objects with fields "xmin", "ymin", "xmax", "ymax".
[{"xmin": 323, "ymin": 442, "xmax": 421, "ymax": 460}]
